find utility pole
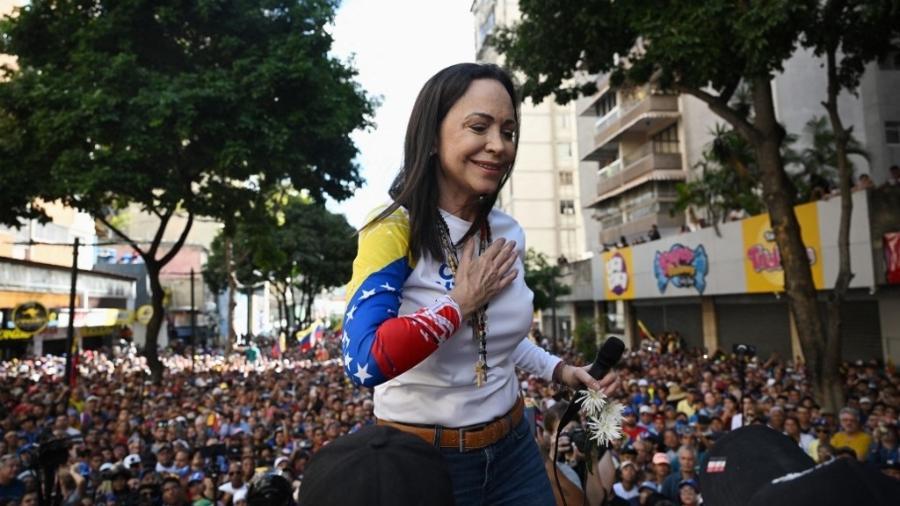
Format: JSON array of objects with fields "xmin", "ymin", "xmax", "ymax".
[{"xmin": 63, "ymin": 238, "xmax": 79, "ymax": 392}]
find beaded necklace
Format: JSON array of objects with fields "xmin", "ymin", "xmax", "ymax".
[{"xmin": 437, "ymin": 212, "xmax": 491, "ymax": 387}]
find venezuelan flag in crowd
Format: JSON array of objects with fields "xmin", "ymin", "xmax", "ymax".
[{"xmin": 295, "ymin": 319, "xmax": 324, "ymax": 352}]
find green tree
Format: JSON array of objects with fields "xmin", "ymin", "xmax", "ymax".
[
  {"xmin": 801, "ymin": 0, "xmax": 898, "ymax": 410},
  {"xmin": 204, "ymin": 195, "xmax": 356, "ymax": 337},
  {"xmin": 493, "ymin": 0, "xmax": 892, "ymax": 410},
  {"xmin": 0, "ymin": 0, "xmax": 373, "ymax": 380},
  {"xmin": 573, "ymin": 317, "xmax": 601, "ymax": 364},
  {"xmin": 524, "ymin": 248, "xmax": 570, "ymax": 352}
]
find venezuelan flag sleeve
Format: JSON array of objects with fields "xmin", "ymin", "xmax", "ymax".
[{"xmin": 342, "ymin": 208, "xmax": 462, "ymax": 388}]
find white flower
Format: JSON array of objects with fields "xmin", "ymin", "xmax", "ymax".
[
  {"xmin": 576, "ymin": 389, "xmax": 608, "ymax": 418},
  {"xmin": 587, "ymin": 400, "xmax": 625, "ymax": 447}
]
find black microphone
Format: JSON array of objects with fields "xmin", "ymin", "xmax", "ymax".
[{"xmin": 557, "ymin": 336, "xmax": 626, "ymax": 430}]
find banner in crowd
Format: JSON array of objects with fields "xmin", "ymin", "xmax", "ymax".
[
  {"xmin": 885, "ymin": 232, "xmax": 900, "ymax": 285},
  {"xmin": 741, "ymin": 201, "xmax": 824, "ymax": 293}
]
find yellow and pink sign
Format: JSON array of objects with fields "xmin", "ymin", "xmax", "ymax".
[
  {"xmin": 604, "ymin": 247, "xmax": 635, "ymax": 300},
  {"xmin": 742, "ymin": 202, "xmax": 824, "ymax": 292}
]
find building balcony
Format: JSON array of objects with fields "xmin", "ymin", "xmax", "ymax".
[
  {"xmin": 583, "ymin": 94, "xmax": 679, "ymax": 161},
  {"xmin": 594, "ymin": 145, "xmax": 684, "ymax": 199}
]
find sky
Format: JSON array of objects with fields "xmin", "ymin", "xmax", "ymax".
[{"xmin": 327, "ymin": 0, "xmax": 475, "ymax": 228}]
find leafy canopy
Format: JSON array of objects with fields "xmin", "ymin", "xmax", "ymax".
[
  {"xmin": 524, "ymin": 248, "xmax": 570, "ymax": 312},
  {"xmin": 494, "ymin": 0, "xmax": 817, "ymax": 106},
  {"xmin": 0, "ymin": 0, "xmax": 374, "ymax": 228}
]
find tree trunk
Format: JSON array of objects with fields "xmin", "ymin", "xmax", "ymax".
[
  {"xmin": 144, "ymin": 263, "xmax": 165, "ymax": 383},
  {"xmin": 281, "ymin": 285, "xmax": 291, "ymax": 335},
  {"xmin": 750, "ymin": 78, "xmax": 834, "ymax": 412},
  {"xmin": 275, "ymin": 291, "xmax": 284, "ymax": 337},
  {"xmin": 821, "ymin": 47, "xmax": 853, "ymax": 412},
  {"xmin": 225, "ymin": 235, "xmax": 238, "ymax": 354},
  {"xmin": 289, "ymin": 283, "xmax": 299, "ymax": 332}
]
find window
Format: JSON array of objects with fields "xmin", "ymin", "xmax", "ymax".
[
  {"xmin": 559, "ymin": 199, "xmax": 576, "ymax": 215},
  {"xmin": 477, "ymin": 10, "xmax": 496, "ymax": 50},
  {"xmin": 559, "ymin": 171, "xmax": 574, "ymax": 186},
  {"xmin": 886, "ymin": 121, "xmax": 900, "ymax": 145},
  {"xmin": 556, "ymin": 142, "xmax": 572, "ymax": 160},
  {"xmin": 652, "ymin": 124, "xmax": 679, "ymax": 153},
  {"xmin": 593, "ymin": 92, "xmax": 617, "ymax": 117}
]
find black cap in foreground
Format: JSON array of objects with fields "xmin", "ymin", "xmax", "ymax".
[
  {"xmin": 746, "ymin": 457, "xmax": 900, "ymax": 506},
  {"xmin": 298, "ymin": 425, "xmax": 454, "ymax": 506},
  {"xmin": 699, "ymin": 425, "xmax": 814, "ymax": 506}
]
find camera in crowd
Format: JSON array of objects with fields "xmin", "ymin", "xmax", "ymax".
[
  {"xmin": 564, "ymin": 427, "xmax": 590, "ymax": 454},
  {"xmin": 733, "ymin": 343, "xmax": 757, "ymax": 357}
]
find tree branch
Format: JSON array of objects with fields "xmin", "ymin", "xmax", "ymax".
[
  {"xmin": 97, "ymin": 215, "xmax": 148, "ymax": 261},
  {"xmin": 147, "ymin": 207, "xmax": 174, "ymax": 260},
  {"xmin": 158, "ymin": 212, "xmax": 195, "ymax": 267},
  {"xmin": 676, "ymin": 85, "xmax": 760, "ymax": 144}
]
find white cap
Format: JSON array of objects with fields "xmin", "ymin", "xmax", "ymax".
[
  {"xmin": 639, "ymin": 405, "xmax": 653, "ymax": 414},
  {"xmin": 274, "ymin": 456, "xmax": 289, "ymax": 468},
  {"xmin": 124, "ymin": 454, "xmax": 141, "ymax": 467},
  {"xmin": 99, "ymin": 463, "xmax": 114, "ymax": 473}
]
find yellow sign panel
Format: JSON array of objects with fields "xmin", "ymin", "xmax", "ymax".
[
  {"xmin": 116, "ymin": 310, "xmax": 134, "ymax": 325},
  {"xmin": 0, "ymin": 328, "xmax": 33, "ymax": 340},
  {"xmin": 603, "ymin": 248, "xmax": 635, "ymax": 300},
  {"xmin": 742, "ymin": 202, "xmax": 824, "ymax": 292},
  {"xmin": 79, "ymin": 326, "xmax": 116, "ymax": 338},
  {"xmin": 135, "ymin": 305, "xmax": 153, "ymax": 325},
  {"xmin": 13, "ymin": 301, "xmax": 49, "ymax": 334}
]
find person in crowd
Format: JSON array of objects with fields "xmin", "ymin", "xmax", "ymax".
[
  {"xmin": 661, "ymin": 447, "xmax": 697, "ymax": 501},
  {"xmin": 219, "ymin": 461, "xmax": 248, "ymax": 502},
  {"xmin": 677, "ymin": 479, "xmax": 700, "ymax": 506},
  {"xmin": 650, "ymin": 453, "xmax": 671, "ymax": 491},
  {"xmin": 784, "ymin": 415, "xmax": 814, "ymax": 454},
  {"xmin": 162, "ymin": 474, "xmax": 189, "ymax": 506},
  {"xmin": 613, "ymin": 460, "xmax": 641, "ymax": 501},
  {"xmin": 868, "ymin": 424, "xmax": 899, "ymax": 466},
  {"xmin": 881, "ymin": 164, "xmax": 899, "ymax": 187},
  {"xmin": 0, "ymin": 455, "xmax": 24, "ymax": 503},
  {"xmin": 831, "ymin": 407, "xmax": 873, "ymax": 461},
  {"xmin": 340, "ymin": 62, "xmax": 619, "ymax": 505}
]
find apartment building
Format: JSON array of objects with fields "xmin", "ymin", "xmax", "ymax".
[{"xmin": 471, "ymin": 0, "xmax": 585, "ymax": 263}]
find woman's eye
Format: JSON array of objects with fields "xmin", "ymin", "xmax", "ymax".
[
  {"xmin": 469, "ymin": 124, "xmax": 487, "ymax": 132},
  {"xmin": 502, "ymin": 130, "xmax": 515, "ymax": 140}
]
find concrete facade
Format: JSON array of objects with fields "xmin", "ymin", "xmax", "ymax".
[{"xmin": 471, "ymin": 0, "xmax": 585, "ymax": 263}]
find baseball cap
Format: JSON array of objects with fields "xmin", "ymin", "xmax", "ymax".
[
  {"xmin": 638, "ymin": 481, "xmax": 658, "ymax": 493},
  {"xmin": 652, "ymin": 452, "xmax": 670, "ymax": 465},
  {"xmin": 679, "ymin": 479, "xmax": 700, "ymax": 492},
  {"xmin": 299, "ymin": 425, "xmax": 454, "ymax": 506},
  {"xmin": 638, "ymin": 379, "xmax": 649, "ymax": 387},
  {"xmin": 699, "ymin": 425, "xmax": 814, "ymax": 506},
  {"xmin": 188, "ymin": 471, "xmax": 205, "ymax": 484},
  {"xmin": 124, "ymin": 454, "xmax": 141, "ymax": 467},
  {"xmin": 746, "ymin": 457, "xmax": 900, "ymax": 506},
  {"xmin": 623, "ymin": 406, "xmax": 636, "ymax": 416},
  {"xmin": 639, "ymin": 405, "xmax": 653, "ymax": 415},
  {"xmin": 273, "ymin": 456, "xmax": 289, "ymax": 468}
]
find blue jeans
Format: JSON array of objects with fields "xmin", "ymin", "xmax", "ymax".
[{"xmin": 440, "ymin": 416, "xmax": 556, "ymax": 505}]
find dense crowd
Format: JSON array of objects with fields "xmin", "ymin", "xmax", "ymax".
[{"xmin": 0, "ymin": 330, "xmax": 898, "ymax": 506}]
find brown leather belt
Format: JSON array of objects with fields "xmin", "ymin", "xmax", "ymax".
[{"xmin": 377, "ymin": 396, "xmax": 525, "ymax": 452}]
